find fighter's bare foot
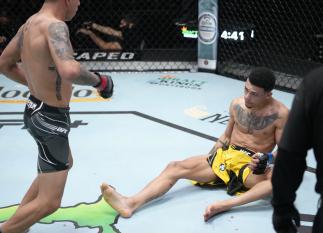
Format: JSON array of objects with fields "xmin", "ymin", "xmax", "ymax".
[
  {"xmin": 100, "ymin": 183, "xmax": 134, "ymax": 218},
  {"xmin": 203, "ymin": 201, "xmax": 230, "ymax": 222}
]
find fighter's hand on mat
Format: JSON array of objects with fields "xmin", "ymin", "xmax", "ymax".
[
  {"xmin": 272, "ymin": 204, "xmax": 300, "ymax": 233},
  {"xmin": 93, "ymin": 72, "xmax": 114, "ymax": 99}
]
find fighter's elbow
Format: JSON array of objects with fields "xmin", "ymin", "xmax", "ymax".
[
  {"xmin": 57, "ymin": 62, "xmax": 81, "ymax": 82},
  {"xmin": 0, "ymin": 57, "xmax": 7, "ymax": 74},
  {"xmin": 0, "ymin": 59, "xmax": 14, "ymax": 75}
]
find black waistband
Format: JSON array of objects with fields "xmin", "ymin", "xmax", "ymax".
[
  {"xmin": 27, "ymin": 95, "xmax": 70, "ymax": 114},
  {"xmin": 230, "ymin": 144, "xmax": 255, "ymax": 156}
]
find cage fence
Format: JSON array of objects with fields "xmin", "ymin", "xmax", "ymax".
[{"xmin": 1, "ymin": 0, "xmax": 322, "ymax": 92}]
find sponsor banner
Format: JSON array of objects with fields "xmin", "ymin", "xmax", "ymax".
[
  {"xmin": 0, "ymin": 86, "xmax": 109, "ymax": 104},
  {"xmin": 148, "ymin": 75, "xmax": 207, "ymax": 90},
  {"xmin": 198, "ymin": 0, "xmax": 219, "ymax": 71},
  {"xmin": 185, "ymin": 105, "xmax": 229, "ymax": 125},
  {"xmin": 74, "ymin": 51, "xmax": 138, "ymax": 61}
]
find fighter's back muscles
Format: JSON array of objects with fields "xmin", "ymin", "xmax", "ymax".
[
  {"xmin": 45, "ymin": 20, "xmax": 106, "ymax": 103},
  {"xmin": 11, "ymin": 14, "xmax": 100, "ymax": 107},
  {"xmin": 47, "ymin": 21, "xmax": 100, "ymax": 86}
]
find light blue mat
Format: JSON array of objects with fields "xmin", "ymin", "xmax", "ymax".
[{"xmin": 0, "ymin": 72, "xmax": 318, "ymax": 233}]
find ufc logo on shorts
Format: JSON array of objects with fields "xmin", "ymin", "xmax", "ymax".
[
  {"xmin": 56, "ymin": 127, "xmax": 68, "ymax": 134},
  {"xmin": 27, "ymin": 100, "xmax": 37, "ymax": 110}
]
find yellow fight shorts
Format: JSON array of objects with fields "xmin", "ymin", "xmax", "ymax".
[{"xmin": 195, "ymin": 145, "xmax": 255, "ymax": 195}]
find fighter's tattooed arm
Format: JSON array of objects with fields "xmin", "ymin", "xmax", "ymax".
[
  {"xmin": 17, "ymin": 27, "xmax": 24, "ymax": 50},
  {"xmin": 48, "ymin": 22, "xmax": 74, "ymax": 60},
  {"xmin": 234, "ymin": 104, "xmax": 278, "ymax": 133},
  {"xmin": 17, "ymin": 20, "xmax": 31, "ymax": 50},
  {"xmin": 48, "ymin": 22, "xmax": 99, "ymax": 86},
  {"xmin": 71, "ymin": 65, "xmax": 100, "ymax": 86}
]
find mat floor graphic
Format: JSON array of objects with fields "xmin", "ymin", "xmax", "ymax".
[{"xmin": 0, "ymin": 73, "xmax": 318, "ymax": 233}]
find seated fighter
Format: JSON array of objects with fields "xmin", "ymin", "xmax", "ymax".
[{"xmin": 100, "ymin": 67, "xmax": 289, "ymax": 221}]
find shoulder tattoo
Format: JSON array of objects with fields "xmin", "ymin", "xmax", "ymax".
[
  {"xmin": 48, "ymin": 22, "xmax": 74, "ymax": 60},
  {"xmin": 17, "ymin": 30, "xmax": 24, "ymax": 50},
  {"xmin": 234, "ymin": 104, "xmax": 278, "ymax": 133},
  {"xmin": 17, "ymin": 24, "xmax": 28, "ymax": 50}
]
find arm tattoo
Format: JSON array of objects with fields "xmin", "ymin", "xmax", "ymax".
[
  {"xmin": 17, "ymin": 28, "xmax": 24, "ymax": 50},
  {"xmin": 72, "ymin": 66, "xmax": 99, "ymax": 86},
  {"xmin": 217, "ymin": 139, "xmax": 229, "ymax": 150},
  {"xmin": 17, "ymin": 22, "xmax": 30, "ymax": 50},
  {"xmin": 234, "ymin": 104, "xmax": 278, "ymax": 133},
  {"xmin": 48, "ymin": 22, "xmax": 74, "ymax": 60},
  {"xmin": 49, "ymin": 65, "xmax": 99, "ymax": 87},
  {"xmin": 48, "ymin": 23, "xmax": 97, "ymax": 86},
  {"xmin": 55, "ymin": 72, "xmax": 62, "ymax": 100},
  {"xmin": 49, "ymin": 66, "xmax": 62, "ymax": 100}
]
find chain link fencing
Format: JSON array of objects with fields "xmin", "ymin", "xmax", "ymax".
[{"xmin": 1, "ymin": 0, "xmax": 322, "ymax": 92}]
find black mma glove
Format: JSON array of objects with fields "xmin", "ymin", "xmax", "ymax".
[
  {"xmin": 253, "ymin": 153, "xmax": 273, "ymax": 175},
  {"xmin": 272, "ymin": 204, "xmax": 300, "ymax": 233},
  {"xmin": 93, "ymin": 72, "xmax": 114, "ymax": 99}
]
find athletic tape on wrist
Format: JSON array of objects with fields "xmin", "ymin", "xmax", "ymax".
[
  {"xmin": 268, "ymin": 153, "xmax": 274, "ymax": 164},
  {"xmin": 93, "ymin": 72, "xmax": 102, "ymax": 88}
]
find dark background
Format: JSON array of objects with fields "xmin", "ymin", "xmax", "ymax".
[{"xmin": 1, "ymin": 0, "xmax": 323, "ymax": 91}]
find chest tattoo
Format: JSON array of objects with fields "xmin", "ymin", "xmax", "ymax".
[{"xmin": 234, "ymin": 104, "xmax": 278, "ymax": 133}]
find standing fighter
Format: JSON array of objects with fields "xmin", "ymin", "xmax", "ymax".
[{"xmin": 0, "ymin": 0, "xmax": 113, "ymax": 233}]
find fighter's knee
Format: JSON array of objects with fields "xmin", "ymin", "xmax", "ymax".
[
  {"xmin": 165, "ymin": 160, "xmax": 189, "ymax": 176},
  {"xmin": 39, "ymin": 198, "xmax": 61, "ymax": 215},
  {"xmin": 44, "ymin": 199, "xmax": 61, "ymax": 215},
  {"xmin": 163, "ymin": 161, "xmax": 186, "ymax": 180},
  {"xmin": 166, "ymin": 161, "xmax": 182, "ymax": 170}
]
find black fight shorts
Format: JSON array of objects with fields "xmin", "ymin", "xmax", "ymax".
[{"xmin": 24, "ymin": 95, "xmax": 71, "ymax": 173}]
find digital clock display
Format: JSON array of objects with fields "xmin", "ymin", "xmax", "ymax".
[
  {"xmin": 220, "ymin": 29, "xmax": 255, "ymax": 41},
  {"xmin": 177, "ymin": 24, "xmax": 255, "ymax": 42}
]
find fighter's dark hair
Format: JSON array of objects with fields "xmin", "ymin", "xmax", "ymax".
[{"xmin": 248, "ymin": 67, "xmax": 276, "ymax": 92}]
